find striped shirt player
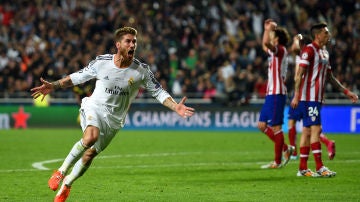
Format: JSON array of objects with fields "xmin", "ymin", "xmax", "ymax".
[
  {"xmin": 260, "ymin": 38, "xmax": 288, "ymax": 127},
  {"xmin": 287, "ymin": 35, "xmax": 337, "ymax": 161},
  {"xmin": 297, "ymin": 42, "xmax": 329, "ymax": 126},
  {"xmin": 258, "ymin": 19, "xmax": 293, "ymax": 169},
  {"xmin": 31, "ymin": 27, "xmax": 195, "ymax": 202},
  {"xmin": 265, "ymin": 45, "xmax": 288, "ymax": 96},
  {"xmin": 291, "ymin": 23, "xmax": 358, "ymax": 177}
]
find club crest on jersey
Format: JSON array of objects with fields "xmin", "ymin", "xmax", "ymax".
[
  {"xmin": 311, "ymin": 116, "xmax": 316, "ymax": 122},
  {"xmin": 301, "ymin": 52, "xmax": 308, "ymax": 60},
  {"xmin": 128, "ymin": 77, "xmax": 134, "ymax": 86}
]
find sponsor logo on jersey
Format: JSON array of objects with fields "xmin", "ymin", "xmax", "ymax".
[{"xmin": 105, "ymin": 86, "xmax": 130, "ymax": 96}]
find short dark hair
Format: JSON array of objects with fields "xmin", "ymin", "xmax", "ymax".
[
  {"xmin": 114, "ymin": 27, "xmax": 137, "ymax": 42},
  {"xmin": 274, "ymin": 27, "xmax": 290, "ymax": 46},
  {"xmin": 300, "ymin": 34, "xmax": 312, "ymax": 47},
  {"xmin": 310, "ymin": 22, "xmax": 327, "ymax": 38}
]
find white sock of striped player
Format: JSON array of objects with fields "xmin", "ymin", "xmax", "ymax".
[
  {"xmin": 58, "ymin": 139, "xmax": 88, "ymax": 174},
  {"xmin": 63, "ymin": 158, "xmax": 88, "ymax": 186}
]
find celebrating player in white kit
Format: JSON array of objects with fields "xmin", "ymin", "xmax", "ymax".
[{"xmin": 31, "ymin": 27, "xmax": 195, "ymax": 202}]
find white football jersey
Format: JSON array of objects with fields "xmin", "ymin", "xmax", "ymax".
[{"xmin": 70, "ymin": 54, "xmax": 171, "ymax": 128}]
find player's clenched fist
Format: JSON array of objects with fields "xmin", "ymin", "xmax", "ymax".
[{"xmin": 264, "ymin": 19, "xmax": 277, "ymax": 31}]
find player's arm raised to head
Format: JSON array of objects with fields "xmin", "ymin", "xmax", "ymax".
[
  {"xmin": 289, "ymin": 34, "xmax": 302, "ymax": 54},
  {"xmin": 262, "ymin": 19, "xmax": 277, "ymax": 52},
  {"xmin": 327, "ymin": 70, "xmax": 359, "ymax": 103}
]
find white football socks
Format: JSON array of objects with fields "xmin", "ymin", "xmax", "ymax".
[
  {"xmin": 63, "ymin": 158, "xmax": 88, "ymax": 186},
  {"xmin": 58, "ymin": 139, "xmax": 88, "ymax": 174}
]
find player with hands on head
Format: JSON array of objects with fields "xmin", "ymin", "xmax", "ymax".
[
  {"xmin": 258, "ymin": 19, "xmax": 294, "ymax": 169},
  {"xmin": 291, "ymin": 22, "xmax": 358, "ymax": 177},
  {"xmin": 31, "ymin": 27, "xmax": 195, "ymax": 202}
]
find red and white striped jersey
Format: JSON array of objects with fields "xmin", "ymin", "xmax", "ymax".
[
  {"xmin": 266, "ymin": 45, "xmax": 288, "ymax": 95},
  {"xmin": 298, "ymin": 42, "xmax": 331, "ymax": 102}
]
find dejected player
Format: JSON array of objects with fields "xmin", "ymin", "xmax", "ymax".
[
  {"xmin": 287, "ymin": 34, "xmax": 336, "ymax": 161},
  {"xmin": 291, "ymin": 22, "xmax": 358, "ymax": 177}
]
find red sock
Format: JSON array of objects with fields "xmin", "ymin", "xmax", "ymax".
[
  {"xmin": 274, "ymin": 131, "xmax": 284, "ymax": 164},
  {"xmin": 288, "ymin": 126, "xmax": 297, "ymax": 155},
  {"xmin": 319, "ymin": 133, "xmax": 330, "ymax": 145},
  {"xmin": 311, "ymin": 142, "xmax": 323, "ymax": 171},
  {"xmin": 299, "ymin": 146, "xmax": 310, "ymax": 170},
  {"xmin": 264, "ymin": 127, "xmax": 275, "ymax": 142},
  {"xmin": 264, "ymin": 127, "xmax": 287, "ymax": 152}
]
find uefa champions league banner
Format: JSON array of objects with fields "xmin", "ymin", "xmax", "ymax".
[
  {"xmin": 124, "ymin": 105, "xmax": 360, "ymax": 133},
  {"xmin": 124, "ymin": 107, "xmax": 260, "ymax": 131},
  {"xmin": 0, "ymin": 104, "xmax": 359, "ymax": 133}
]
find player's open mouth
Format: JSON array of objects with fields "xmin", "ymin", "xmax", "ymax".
[{"xmin": 128, "ymin": 50, "xmax": 134, "ymax": 57}]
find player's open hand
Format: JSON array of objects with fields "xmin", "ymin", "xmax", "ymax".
[
  {"xmin": 30, "ymin": 78, "xmax": 53, "ymax": 101},
  {"xmin": 290, "ymin": 96, "xmax": 299, "ymax": 108},
  {"xmin": 347, "ymin": 91, "xmax": 359, "ymax": 103},
  {"xmin": 176, "ymin": 97, "xmax": 195, "ymax": 119}
]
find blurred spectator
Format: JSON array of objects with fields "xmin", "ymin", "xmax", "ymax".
[{"xmin": 0, "ymin": 0, "xmax": 358, "ymax": 103}]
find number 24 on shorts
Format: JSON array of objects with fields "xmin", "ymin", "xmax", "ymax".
[{"xmin": 308, "ymin": 106, "xmax": 319, "ymax": 117}]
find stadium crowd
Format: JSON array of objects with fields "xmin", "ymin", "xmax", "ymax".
[{"xmin": 0, "ymin": 0, "xmax": 359, "ymax": 105}]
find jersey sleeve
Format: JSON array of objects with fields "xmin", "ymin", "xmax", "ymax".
[
  {"xmin": 299, "ymin": 46, "xmax": 313, "ymax": 68},
  {"xmin": 69, "ymin": 58, "xmax": 98, "ymax": 85},
  {"xmin": 142, "ymin": 64, "xmax": 171, "ymax": 103}
]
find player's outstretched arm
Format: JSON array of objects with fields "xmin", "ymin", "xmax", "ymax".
[
  {"xmin": 30, "ymin": 76, "xmax": 74, "ymax": 101},
  {"xmin": 327, "ymin": 72, "xmax": 359, "ymax": 103},
  {"xmin": 163, "ymin": 97, "xmax": 195, "ymax": 118}
]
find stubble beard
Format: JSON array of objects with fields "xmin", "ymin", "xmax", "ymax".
[{"xmin": 117, "ymin": 49, "xmax": 134, "ymax": 67}]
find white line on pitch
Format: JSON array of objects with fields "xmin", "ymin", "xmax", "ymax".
[{"xmin": 0, "ymin": 151, "xmax": 359, "ymax": 173}]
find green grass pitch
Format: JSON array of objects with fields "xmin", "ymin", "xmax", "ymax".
[{"xmin": 0, "ymin": 129, "xmax": 360, "ymax": 201}]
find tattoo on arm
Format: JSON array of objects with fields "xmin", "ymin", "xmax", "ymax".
[
  {"xmin": 51, "ymin": 76, "xmax": 74, "ymax": 89},
  {"xmin": 328, "ymin": 72, "xmax": 345, "ymax": 92},
  {"xmin": 293, "ymin": 66, "xmax": 304, "ymax": 98},
  {"xmin": 52, "ymin": 80, "xmax": 62, "ymax": 89},
  {"xmin": 163, "ymin": 97, "xmax": 177, "ymax": 111}
]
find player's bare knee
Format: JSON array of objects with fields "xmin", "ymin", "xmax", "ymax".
[
  {"xmin": 257, "ymin": 122, "xmax": 266, "ymax": 132},
  {"xmin": 82, "ymin": 126, "xmax": 99, "ymax": 146}
]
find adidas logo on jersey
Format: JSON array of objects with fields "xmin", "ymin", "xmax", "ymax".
[{"xmin": 104, "ymin": 76, "xmax": 109, "ymax": 80}]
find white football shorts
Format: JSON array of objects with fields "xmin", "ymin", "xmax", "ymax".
[{"xmin": 79, "ymin": 97, "xmax": 119, "ymax": 153}]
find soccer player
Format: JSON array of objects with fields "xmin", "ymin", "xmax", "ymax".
[
  {"xmin": 291, "ymin": 22, "xmax": 358, "ymax": 177},
  {"xmin": 287, "ymin": 34, "xmax": 336, "ymax": 160},
  {"xmin": 31, "ymin": 27, "xmax": 195, "ymax": 202},
  {"xmin": 258, "ymin": 19, "xmax": 294, "ymax": 169}
]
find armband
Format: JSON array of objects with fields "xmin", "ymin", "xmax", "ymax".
[{"xmin": 343, "ymin": 89, "xmax": 349, "ymax": 95}]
